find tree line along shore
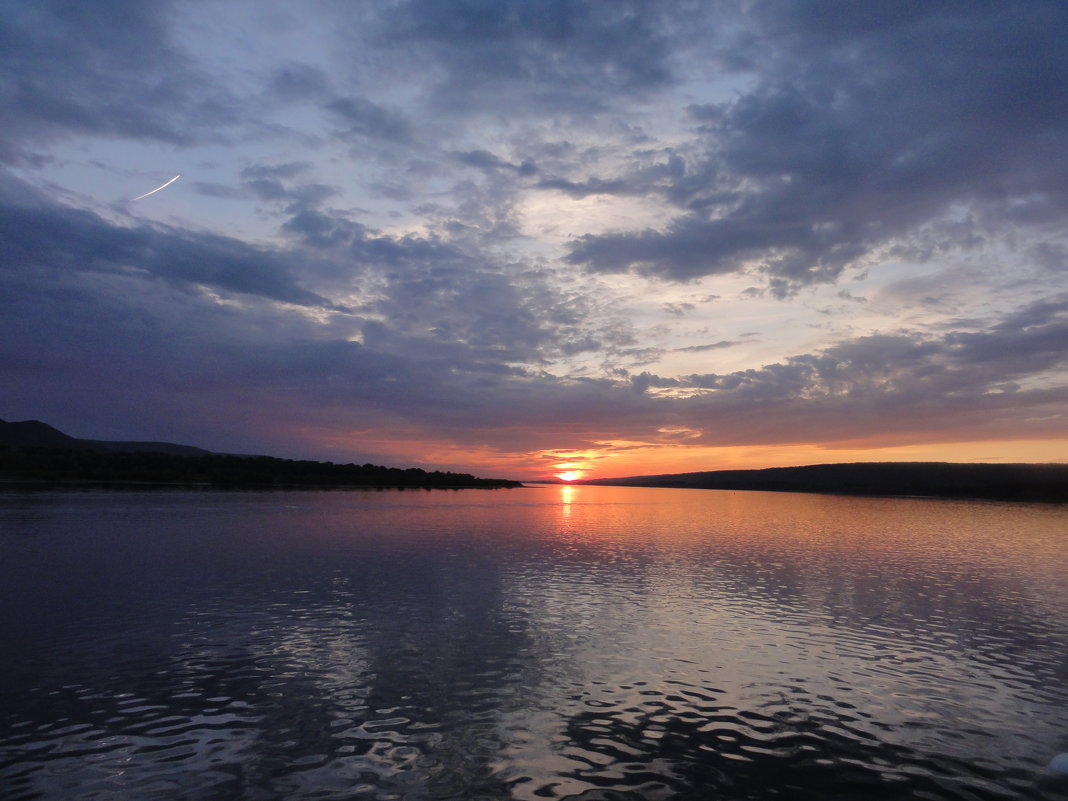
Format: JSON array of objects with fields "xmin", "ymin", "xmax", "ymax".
[
  {"xmin": 0, "ymin": 418, "xmax": 521, "ymax": 489},
  {"xmin": 578, "ymin": 462, "xmax": 1068, "ymax": 503},
  {"xmin": 0, "ymin": 446, "xmax": 522, "ymax": 489}
]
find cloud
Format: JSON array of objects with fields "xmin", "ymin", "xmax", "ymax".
[
  {"xmin": 564, "ymin": 2, "xmax": 1068, "ymax": 293},
  {"xmin": 189, "ymin": 162, "xmax": 338, "ymax": 212},
  {"xmin": 3, "ymin": 164, "xmax": 1067, "ymax": 466},
  {"xmin": 278, "ymin": 201, "xmax": 597, "ymax": 364},
  {"xmin": 534, "ymin": 176, "xmax": 637, "ymax": 200},
  {"xmin": 629, "ymin": 297, "xmax": 1068, "ymax": 446},
  {"xmin": 0, "ymin": 174, "xmax": 338, "ymax": 309},
  {"xmin": 453, "ymin": 150, "xmax": 537, "ymax": 176},
  {"xmin": 190, "ymin": 181, "xmax": 247, "ymax": 200},
  {"xmin": 243, "ymin": 175, "xmax": 338, "ymax": 212},
  {"xmin": 0, "ymin": 0, "xmax": 240, "ymax": 162},
  {"xmin": 0, "ymin": 250, "xmax": 653, "ymax": 460},
  {"xmin": 2, "ymin": 1, "xmax": 1066, "ymax": 473},
  {"xmin": 326, "ymin": 96, "xmax": 412, "ymax": 142},
  {"xmin": 675, "ymin": 340, "xmax": 739, "ymax": 353},
  {"xmin": 240, "ymin": 162, "xmax": 313, "ymax": 182},
  {"xmin": 3, "ymin": 170, "xmax": 586, "ymax": 375},
  {"xmin": 374, "ymin": 0, "xmax": 677, "ymax": 112},
  {"xmin": 0, "ymin": 179, "xmax": 645, "ymax": 462},
  {"xmin": 268, "ymin": 62, "xmax": 332, "ymax": 103}
]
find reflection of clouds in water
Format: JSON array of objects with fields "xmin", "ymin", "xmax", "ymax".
[
  {"xmin": 228, "ymin": 567, "xmax": 531, "ymax": 798},
  {"xmin": 492, "ymin": 489, "xmax": 1068, "ymax": 798},
  {"xmin": 0, "ymin": 681, "xmax": 262, "ymax": 800},
  {"xmin": 2, "ymin": 489, "xmax": 1068, "ymax": 799},
  {"xmin": 0, "ymin": 548, "xmax": 523, "ymax": 799}
]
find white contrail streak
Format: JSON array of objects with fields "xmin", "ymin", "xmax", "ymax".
[{"xmin": 131, "ymin": 174, "xmax": 181, "ymax": 201}]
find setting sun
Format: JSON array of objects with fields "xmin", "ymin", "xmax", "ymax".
[{"xmin": 556, "ymin": 471, "xmax": 583, "ymax": 482}]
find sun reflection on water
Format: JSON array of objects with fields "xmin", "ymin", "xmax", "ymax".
[{"xmin": 559, "ymin": 483, "xmax": 574, "ymax": 522}]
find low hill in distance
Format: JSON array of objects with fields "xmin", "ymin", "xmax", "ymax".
[
  {"xmin": 577, "ymin": 462, "xmax": 1068, "ymax": 503},
  {"xmin": 0, "ymin": 419, "xmax": 521, "ymax": 489},
  {"xmin": 0, "ymin": 418, "xmax": 209, "ymax": 456}
]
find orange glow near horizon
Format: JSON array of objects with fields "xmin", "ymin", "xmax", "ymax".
[
  {"xmin": 536, "ymin": 439, "xmax": 1068, "ymax": 482},
  {"xmin": 297, "ymin": 427, "xmax": 1068, "ymax": 482},
  {"xmin": 635, "ymin": 441, "xmax": 1063, "ymax": 478}
]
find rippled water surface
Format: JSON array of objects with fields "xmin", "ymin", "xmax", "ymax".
[{"xmin": 1, "ymin": 485, "xmax": 1067, "ymax": 800}]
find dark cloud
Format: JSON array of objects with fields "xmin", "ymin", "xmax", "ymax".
[
  {"xmin": 3, "ymin": 172, "xmax": 1066, "ymax": 464},
  {"xmin": 268, "ymin": 62, "xmax": 331, "ymax": 102},
  {"xmin": 326, "ymin": 96, "xmax": 412, "ymax": 142},
  {"xmin": 662, "ymin": 302, "xmax": 694, "ymax": 317},
  {"xmin": 282, "ymin": 208, "xmax": 463, "ymax": 265},
  {"xmin": 278, "ymin": 204, "xmax": 585, "ymax": 364},
  {"xmin": 529, "ymin": 152, "xmax": 692, "ymax": 205},
  {"xmin": 0, "ymin": 0, "xmax": 239, "ymax": 162},
  {"xmin": 244, "ymin": 178, "xmax": 337, "ymax": 210},
  {"xmin": 569, "ymin": 216, "xmax": 829, "ymax": 285},
  {"xmin": 675, "ymin": 341, "xmax": 739, "ymax": 353},
  {"xmin": 2, "ymin": 0, "xmax": 1066, "ymax": 469},
  {"xmin": 566, "ymin": 1, "xmax": 1068, "ymax": 292},
  {"xmin": 629, "ymin": 296, "xmax": 1068, "ymax": 446},
  {"xmin": 0, "ymin": 232, "xmax": 652, "ymax": 461},
  {"xmin": 242, "ymin": 178, "xmax": 289, "ymax": 202},
  {"xmin": 1028, "ymin": 242, "xmax": 1068, "ymax": 272},
  {"xmin": 0, "ymin": 183, "xmax": 625, "ymax": 459},
  {"xmin": 188, "ymin": 163, "xmax": 337, "ymax": 210},
  {"xmin": 374, "ymin": 0, "xmax": 676, "ymax": 112},
  {"xmin": 241, "ymin": 163, "xmax": 313, "ymax": 182},
  {"xmin": 190, "ymin": 182, "xmax": 246, "ymax": 200},
  {"xmin": 453, "ymin": 150, "xmax": 537, "ymax": 176},
  {"xmin": 0, "ymin": 175, "xmax": 338, "ymax": 309}
]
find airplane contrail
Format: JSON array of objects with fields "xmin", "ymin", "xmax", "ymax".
[{"xmin": 131, "ymin": 174, "xmax": 181, "ymax": 201}]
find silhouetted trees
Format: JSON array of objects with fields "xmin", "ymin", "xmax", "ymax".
[{"xmin": 0, "ymin": 447, "xmax": 521, "ymax": 489}]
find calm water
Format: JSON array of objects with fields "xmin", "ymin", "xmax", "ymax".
[{"xmin": 1, "ymin": 486, "xmax": 1067, "ymax": 801}]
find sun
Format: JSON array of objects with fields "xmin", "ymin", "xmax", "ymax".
[{"xmin": 556, "ymin": 471, "xmax": 583, "ymax": 482}]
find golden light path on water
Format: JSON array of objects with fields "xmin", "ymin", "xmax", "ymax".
[{"xmin": 2, "ymin": 487, "xmax": 1068, "ymax": 800}]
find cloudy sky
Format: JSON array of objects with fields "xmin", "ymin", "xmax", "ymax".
[{"xmin": 2, "ymin": 0, "xmax": 1067, "ymax": 480}]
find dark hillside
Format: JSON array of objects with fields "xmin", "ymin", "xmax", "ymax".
[
  {"xmin": 0, "ymin": 419, "xmax": 520, "ymax": 488},
  {"xmin": 0, "ymin": 419, "xmax": 209, "ymax": 456},
  {"xmin": 0, "ymin": 419, "xmax": 82, "ymax": 449}
]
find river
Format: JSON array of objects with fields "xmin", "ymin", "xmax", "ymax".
[{"xmin": 1, "ymin": 485, "xmax": 1066, "ymax": 800}]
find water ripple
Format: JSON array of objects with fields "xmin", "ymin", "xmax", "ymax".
[{"xmin": 2, "ymin": 488, "xmax": 1068, "ymax": 799}]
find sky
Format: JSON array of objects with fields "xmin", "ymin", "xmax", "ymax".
[{"xmin": 2, "ymin": 0, "xmax": 1067, "ymax": 481}]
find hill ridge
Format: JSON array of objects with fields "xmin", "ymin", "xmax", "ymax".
[
  {"xmin": 0, "ymin": 418, "xmax": 210, "ymax": 456},
  {"xmin": 0, "ymin": 418, "xmax": 520, "ymax": 488}
]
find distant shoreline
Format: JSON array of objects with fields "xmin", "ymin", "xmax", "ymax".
[
  {"xmin": 574, "ymin": 461, "xmax": 1068, "ymax": 504},
  {"xmin": 0, "ymin": 477, "xmax": 521, "ymax": 491},
  {"xmin": 0, "ymin": 446, "xmax": 522, "ymax": 490},
  {"xmin": 0, "ymin": 418, "xmax": 524, "ymax": 489}
]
